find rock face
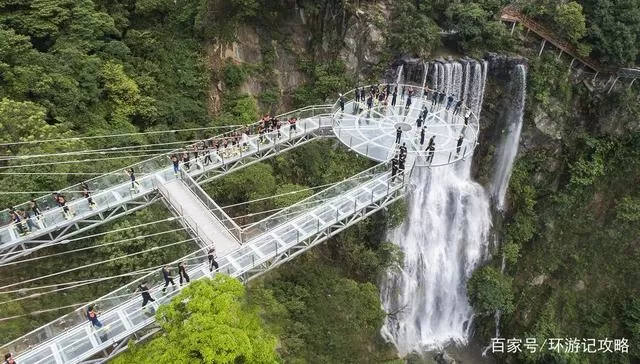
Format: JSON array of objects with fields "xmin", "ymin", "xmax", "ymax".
[
  {"xmin": 434, "ymin": 351, "xmax": 457, "ymax": 364},
  {"xmin": 207, "ymin": 1, "xmax": 391, "ymax": 114},
  {"xmin": 338, "ymin": 2, "xmax": 389, "ymax": 80}
]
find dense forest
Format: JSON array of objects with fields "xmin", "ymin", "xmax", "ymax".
[{"xmin": 0, "ymin": 0, "xmax": 639, "ymax": 363}]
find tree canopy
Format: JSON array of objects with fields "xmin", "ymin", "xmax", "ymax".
[
  {"xmin": 113, "ymin": 276, "xmax": 279, "ymax": 364},
  {"xmin": 467, "ymin": 265, "xmax": 514, "ymax": 314}
]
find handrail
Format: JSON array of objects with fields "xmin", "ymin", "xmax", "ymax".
[
  {"xmin": 0, "ymin": 104, "xmax": 335, "ymax": 245},
  {"xmin": 4, "ymin": 162, "xmax": 407, "ymax": 362},
  {"xmin": 179, "ymin": 169, "xmax": 243, "ymax": 244},
  {"xmin": 242, "ymin": 162, "xmax": 389, "ymax": 237},
  {"xmin": 0, "ymin": 103, "xmax": 333, "ymax": 230},
  {"xmin": 500, "ymin": 6, "xmax": 602, "ymax": 72}
]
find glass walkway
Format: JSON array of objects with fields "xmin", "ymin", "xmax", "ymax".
[
  {"xmin": 0, "ymin": 105, "xmax": 335, "ymax": 262},
  {"xmin": 5, "ymin": 163, "xmax": 406, "ymax": 364}
]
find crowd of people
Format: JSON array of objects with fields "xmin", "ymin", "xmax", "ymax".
[
  {"xmin": 84, "ymin": 245, "xmax": 222, "ymax": 344},
  {"xmin": 372, "ymin": 82, "xmax": 474, "ymax": 172},
  {"xmin": 4, "ymin": 113, "xmax": 304, "ymax": 237}
]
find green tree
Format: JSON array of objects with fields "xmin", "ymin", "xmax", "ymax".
[
  {"xmin": 553, "ymin": 2, "xmax": 586, "ymax": 43},
  {"xmin": 444, "ymin": 2, "xmax": 513, "ymax": 53},
  {"xmin": 113, "ymin": 276, "xmax": 279, "ymax": 364},
  {"xmin": 467, "ymin": 266, "xmax": 514, "ymax": 314},
  {"xmin": 266, "ymin": 263, "xmax": 386, "ymax": 363},
  {"xmin": 387, "ymin": 0, "xmax": 440, "ymax": 57},
  {"xmin": 581, "ymin": 0, "xmax": 640, "ymax": 66}
]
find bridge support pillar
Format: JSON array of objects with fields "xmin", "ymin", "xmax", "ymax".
[
  {"xmin": 510, "ymin": 22, "xmax": 516, "ymax": 34},
  {"xmin": 592, "ymin": 71, "xmax": 599, "ymax": 82},
  {"xmin": 569, "ymin": 58, "xmax": 576, "ymax": 71},
  {"xmin": 538, "ymin": 40, "xmax": 546, "ymax": 57},
  {"xmin": 556, "ymin": 49, "xmax": 563, "ymax": 60},
  {"xmin": 629, "ymin": 78, "xmax": 637, "ymax": 89}
]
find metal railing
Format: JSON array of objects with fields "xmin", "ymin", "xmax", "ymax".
[
  {"xmin": 179, "ymin": 170, "xmax": 243, "ymax": 244},
  {"xmin": 0, "ymin": 104, "xmax": 335, "ymax": 247},
  {"xmin": 5, "ymin": 162, "xmax": 407, "ymax": 363}
]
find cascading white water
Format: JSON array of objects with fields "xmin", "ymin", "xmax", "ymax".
[
  {"xmin": 381, "ymin": 60, "xmax": 493, "ymax": 355},
  {"xmin": 489, "ymin": 64, "xmax": 526, "ymax": 210},
  {"xmin": 396, "ymin": 65, "xmax": 404, "ymax": 85},
  {"xmin": 421, "ymin": 62, "xmax": 429, "ymax": 97}
]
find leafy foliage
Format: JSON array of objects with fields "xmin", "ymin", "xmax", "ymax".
[
  {"xmin": 113, "ymin": 276, "xmax": 279, "ymax": 364},
  {"xmin": 439, "ymin": 0, "xmax": 514, "ymax": 53},
  {"xmin": 293, "ymin": 60, "xmax": 352, "ymax": 108},
  {"xmin": 553, "ymin": 2, "xmax": 587, "ymax": 43},
  {"xmin": 467, "ymin": 266, "xmax": 514, "ymax": 315},
  {"xmin": 582, "ymin": 0, "xmax": 640, "ymax": 66},
  {"xmin": 257, "ymin": 262, "xmax": 388, "ymax": 363},
  {"xmin": 386, "ymin": 0, "xmax": 440, "ymax": 57}
]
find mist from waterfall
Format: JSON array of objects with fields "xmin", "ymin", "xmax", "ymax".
[
  {"xmin": 489, "ymin": 64, "xmax": 527, "ymax": 210},
  {"xmin": 380, "ymin": 60, "xmax": 493, "ymax": 355}
]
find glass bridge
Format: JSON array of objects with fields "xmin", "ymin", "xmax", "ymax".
[{"xmin": 0, "ymin": 83, "xmax": 480, "ymax": 363}]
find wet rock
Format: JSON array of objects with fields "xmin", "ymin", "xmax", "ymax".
[{"xmin": 434, "ymin": 351, "xmax": 456, "ymax": 364}]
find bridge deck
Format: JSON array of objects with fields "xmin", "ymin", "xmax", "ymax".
[
  {"xmin": 156, "ymin": 177, "xmax": 240, "ymax": 255},
  {"xmin": 9, "ymin": 164, "xmax": 405, "ymax": 364},
  {"xmin": 0, "ymin": 106, "xmax": 334, "ymax": 260}
]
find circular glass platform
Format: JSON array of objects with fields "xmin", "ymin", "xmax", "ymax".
[{"xmin": 332, "ymin": 85, "xmax": 479, "ymax": 167}]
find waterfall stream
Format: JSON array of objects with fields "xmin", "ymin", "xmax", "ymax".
[
  {"xmin": 380, "ymin": 60, "xmax": 527, "ymax": 356},
  {"xmin": 489, "ymin": 64, "xmax": 527, "ymax": 210}
]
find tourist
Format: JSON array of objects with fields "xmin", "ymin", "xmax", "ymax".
[
  {"xmin": 53, "ymin": 193, "xmax": 72, "ymax": 219},
  {"xmin": 9, "ymin": 209, "xmax": 27, "ymax": 236},
  {"xmin": 161, "ymin": 266, "xmax": 175, "ymax": 293},
  {"xmin": 446, "ymin": 94, "xmax": 455, "ymax": 111},
  {"xmin": 138, "ymin": 281, "xmax": 155, "ymax": 309},
  {"xmin": 456, "ymin": 134, "xmax": 464, "ymax": 156},
  {"xmin": 464, "ymin": 109, "xmax": 471, "ymax": 125},
  {"xmin": 339, "ymin": 93, "xmax": 345, "ymax": 112},
  {"xmin": 288, "ymin": 117, "xmax": 297, "ymax": 133},
  {"xmin": 416, "ymin": 116, "xmax": 423, "ymax": 128},
  {"xmin": 4, "ymin": 352, "xmax": 16, "ymax": 364},
  {"xmin": 355, "ymin": 87, "xmax": 360, "ymax": 103},
  {"xmin": 208, "ymin": 246, "xmax": 219, "ymax": 272},
  {"xmin": 453, "ymin": 98, "xmax": 464, "ymax": 115},
  {"xmin": 170, "ymin": 154, "xmax": 180, "ymax": 176},
  {"xmin": 81, "ymin": 182, "xmax": 97, "ymax": 209},
  {"xmin": 426, "ymin": 142, "xmax": 435, "ymax": 164},
  {"xmin": 420, "ymin": 127, "xmax": 426, "ymax": 145},
  {"xmin": 391, "ymin": 155, "xmax": 399, "ymax": 182},
  {"xmin": 395, "ymin": 126, "xmax": 403, "ymax": 144},
  {"xmin": 399, "ymin": 142, "xmax": 408, "ymax": 160},
  {"xmin": 182, "ymin": 152, "xmax": 190, "ymax": 171},
  {"xmin": 391, "ymin": 89, "xmax": 397, "ymax": 107},
  {"xmin": 438, "ymin": 91, "xmax": 446, "ymax": 106},
  {"xmin": 178, "ymin": 261, "xmax": 190, "ymax": 285},
  {"xmin": 125, "ymin": 168, "xmax": 140, "ymax": 191},
  {"xmin": 29, "ymin": 199, "xmax": 42, "ymax": 220},
  {"xmin": 87, "ymin": 305, "xmax": 103, "ymax": 329},
  {"xmin": 203, "ymin": 146, "xmax": 212, "ymax": 165}
]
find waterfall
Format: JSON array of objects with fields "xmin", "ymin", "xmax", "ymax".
[
  {"xmin": 380, "ymin": 60, "xmax": 492, "ymax": 355},
  {"xmin": 421, "ymin": 62, "xmax": 429, "ymax": 97},
  {"xmin": 489, "ymin": 64, "xmax": 526, "ymax": 210},
  {"xmin": 396, "ymin": 65, "xmax": 404, "ymax": 85}
]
